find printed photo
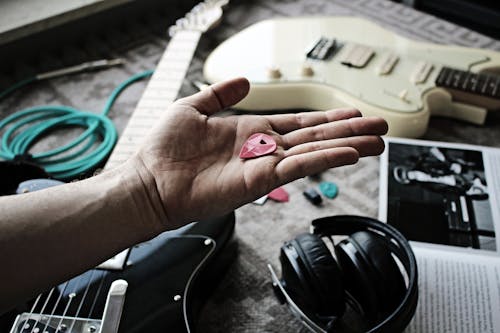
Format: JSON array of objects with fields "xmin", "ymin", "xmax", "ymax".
[{"xmin": 385, "ymin": 141, "xmax": 495, "ymax": 251}]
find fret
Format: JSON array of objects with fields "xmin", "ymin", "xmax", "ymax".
[
  {"xmin": 105, "ymin": 28, "xmax": 202, "ymax": 169},
  {"xmin": 470, "ymin": 74, "xmax": 479, "ymax": 93},
  {"xmin": 445, "ymin": 69, "xmax": 453, "ymax": 87},
  {"xmin": 109, "ymin": 149, "xmax": 137, "ymax": 157},
  {"xmin": 493, "ymin": 77, "xmax": 500, "ymax": 97},
  {"xmin": 435, "ymin": 66, "xmax": 448, "ymax": 86},
  {"xmin": 435, "ymin": 66, "xmax": 500, "ymax": 100},
  {"xmin": 126, "ymin": 112, "xmax": 164, "ymax": 120},
  {"xmin": 132, "ymin": 105, "xmax": 168, "ymax": 113},
  {"xmin": 482, "ymin": 76, "xmax": 491, "ymax": 94},
  {"xmin": 136, "ymin": 99, "xmax": 175, "ymax": 109},
  {"xmin": 150, "ymin": 69, "xmax": 188, "ymax": 79},
  {"xmin": 160, "ymin": 56, "xmax": 195, "ymax": 64},
  {"xmin": 123, "ymin": 114, "xmax": 160, "ymax": 124},
  {"xmin": 155, "ymin": 66, "xmax": 190, "ymax": 74},
  {"xmin": 123, "ymin": 124, "xmax": 155, "ymax": 131},
  {"xmin": 141, "ymin": 88, "xmax": 180, "ymax": 98},
  {"xmin": 110, "ymin": 140, "xmax": 136, "ymax": 149},
  {"xmin": 462, "ymin": 72, "xmax": 470, "ymax": 90},
  {"xmin": 142, "ymin": 85, "xmax": 182, "ymax": 93},
  {"xmin": 477, "ymin": 75, "xmax": 487, "ymax": 94},
  {"xmin": 119, "ymin": 128, "xmax": 157, "ymax": 138},
  {"xmin": 139, "ymin": 92, "xmax": 179, "ymax": 103},
  {"xmin": 146, "ymin": 79, "xmax": 185, "ymax": 89},
  {"xmin": 452, "ymin": 70, "xmax": 462, "ymax": 89},
  {"xmin": 105, "ymin": 161, "xmax": 123, "ymax": 169}
]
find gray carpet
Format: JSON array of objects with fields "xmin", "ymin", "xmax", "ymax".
[{"xmin": 1, "ymin": 0, "xmax": 499, "ymax": 332}]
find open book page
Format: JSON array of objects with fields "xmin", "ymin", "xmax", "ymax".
[
  {"xmin": 406, "ymin": 247, "xmax": 500, "ymax": 332},
  {"xmin": 379, "ymin": 137, "xmax": 500, "ymax": 332}
]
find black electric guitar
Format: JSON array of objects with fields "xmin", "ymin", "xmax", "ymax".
[
  {"xmin": 3, "ymin": 211, "xmax": 236, "ymax": 333},
  {"xmin": 2, "ymin": 1, "xmax": 235, "ymax": 332}
]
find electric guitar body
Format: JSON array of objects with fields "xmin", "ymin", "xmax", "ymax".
[
  {"xmin": 204, "ymin": 17, "xmax": 500, "ymax": 138},
  {"xmin": 2, "ymin": 214, "xmax": 236, "ymax": 333}
]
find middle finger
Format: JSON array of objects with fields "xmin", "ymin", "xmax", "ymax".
[{"xmin": 281, "ymin": 116, "xmax": 388, "ymax": 148}]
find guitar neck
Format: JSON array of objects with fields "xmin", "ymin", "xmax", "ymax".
[
  {"xmin": 435, "ymin": 66, "xmax": 500, "ymax": 109},
  {"xmin": 436, "ymin": 67, "xmax": 500, "ymax": 98},
  {"xmin": 105, "ymin": 30, "xmax": 202, "ymax": 170}
]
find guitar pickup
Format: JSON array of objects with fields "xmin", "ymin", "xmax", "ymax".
[
  {"xmin": 340, "ymin": 45, "xmax": 375, "ymax": 68},
  {"xmin": 377, "ymin": 53, "xmax": 399, "ymax": 75},
  {"xmin": 410, "ymin": 61, "xmax": 434, "ymax": 84},
  {"xmin": 306, "ymin": 37, "xmax": 336, "ymax": 60}
]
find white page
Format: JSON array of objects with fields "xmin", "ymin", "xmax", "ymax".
[{"xmin": 405, "ymin": 247, "xmax": 500, "ymax": 332}]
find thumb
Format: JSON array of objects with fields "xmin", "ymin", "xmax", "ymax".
[{"xmin": 177, "ymin": 77, "xmax": 250, "ymax": 115}]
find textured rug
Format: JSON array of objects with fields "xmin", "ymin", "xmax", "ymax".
[{"xmin": 1, "ymin": 0, "xmax": 499, "ymax": 332}]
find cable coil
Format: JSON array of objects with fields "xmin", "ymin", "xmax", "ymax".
[{"xmin": 0, "ymin": 69, "xmax": 153, "ymax": 180}]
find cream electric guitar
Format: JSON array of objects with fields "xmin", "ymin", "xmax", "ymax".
[{"xmin": 203, "ymin": 17, "xmax": 500, "ymax": 138}]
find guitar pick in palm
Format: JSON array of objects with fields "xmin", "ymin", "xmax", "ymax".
[{"xmin": 239, "ymin": 133, "xmax": 277, "ymax": 159}]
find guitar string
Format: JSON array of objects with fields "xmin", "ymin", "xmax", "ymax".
[
  {"xmin": 27, "ymin": 287, "xmax": 56, "ymax": 333},
  {"xmin": 40, "ymin": 281, "xmax": 70, "ymax": 333},
  {"xmin": 84, "ymin": 270, "xmax": 107, "ymax": 328},
  {"xmin": 54, "ymin": 270, "xmax": 87, "ymax": 332},
  {"xmin": 67, "ymin": 269, "xmax": 97, "ymax": 332},
  {"xmin": 21, "ymin": 293, "xmax": 41, "ymax": 331},
  {"xmin": 55, "ymin": 293, "xmax": 77, "ymax": 331}
]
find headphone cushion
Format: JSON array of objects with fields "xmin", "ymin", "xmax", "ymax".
[
  {"xmin": 350, "ymin": 231, "xmax": 407, "ymax": 316},
  {"xmin": 294, "ymin": 233, "xmax": 345, "ymax": 316}
]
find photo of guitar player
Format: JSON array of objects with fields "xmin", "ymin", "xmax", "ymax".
[{"xmin": 387, "ymin": 141, "xmax": 495, "ymax": 251}]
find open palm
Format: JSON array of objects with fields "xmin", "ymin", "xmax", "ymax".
[{"xmin": 131, "ymin": 78, "xmax": 387, "ymax": 229}]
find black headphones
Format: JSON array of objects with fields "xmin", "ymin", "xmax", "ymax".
[{"xmin": 269, "ymin": 215, "xmax": 418, "ymax": 332}]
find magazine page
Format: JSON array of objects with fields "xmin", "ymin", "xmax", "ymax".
[
  {"xmin": 379, "ymin": 137, "xmax": 500, "ymax": 332},
  {"xmin": 406, "ymin": 247, "xmax": 500, "ymax": 332},
  {"xmin": 379, "ymin": 137, "xmax": 500, "ymax": 253}
]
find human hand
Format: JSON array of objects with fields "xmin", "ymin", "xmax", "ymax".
[{"xmin": 128, "ymin": 78, "xmax": 387, "ymax": 230}]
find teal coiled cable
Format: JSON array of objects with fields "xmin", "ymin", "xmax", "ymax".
[{"xmin": 0, "ymin": 69, "xmax": 154, "ymax": 180}]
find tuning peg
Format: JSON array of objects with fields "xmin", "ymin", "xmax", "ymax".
[
  {"xmin": 176, "ymin": 18, "xmax": 188, "ymax": 28},
  {"xmin": 168, "ymin": 25, "xmax": 179, "ymax": 37},
  {"xmin": 192, "ymin": 3, "xmax": 206, "ymax": 13}
]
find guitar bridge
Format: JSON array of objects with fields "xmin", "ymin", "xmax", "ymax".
[
  {"xmin": 11, "ymin": 280, "xmax": 127, "ymax": 333},
  {"xmin": 10, "ymin": 313, "xmax": 101, "ymax": 333}
]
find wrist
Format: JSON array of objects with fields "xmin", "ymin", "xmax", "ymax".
[{"xmin": 116, "ymin": 158, "xmax": 171, "ymax": 234}]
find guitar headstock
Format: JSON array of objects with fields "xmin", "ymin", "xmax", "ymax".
[{"xmin": 168, "ymin": 0, "xmax": 229, "ymax": 37}]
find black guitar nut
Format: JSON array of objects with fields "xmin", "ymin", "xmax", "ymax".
[{"xmin": 303, "ymin": 188, "xmax": 322, "ymax": 205}]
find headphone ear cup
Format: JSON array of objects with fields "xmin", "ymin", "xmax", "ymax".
[
  {"xmin": 335, "ymin": 231, "xmax": 407, "ymax": 321},
  {"xmin": 291, "ymin": 233, "xmax": 345, "ymax": 317}
]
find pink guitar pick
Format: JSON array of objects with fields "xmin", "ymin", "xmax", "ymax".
[
  {"xmin": 268, "ymin": 187, "xmax": 289, "ymax": 202},
  {"xmin": 239, "ymin": 133, "xmax": 277, "ymax": 159}
]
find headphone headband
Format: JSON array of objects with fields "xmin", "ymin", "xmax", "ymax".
[{"xmin": 311, "ymin": 215, "xmax": 418, "ymax": 332}]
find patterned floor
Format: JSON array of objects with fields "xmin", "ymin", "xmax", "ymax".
[{"xmin": 1, "ymin": 0, "xmax": 499, "ymax": 332}]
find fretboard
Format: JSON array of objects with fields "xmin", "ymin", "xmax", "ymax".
[
  {"xmin": 435, "ymin": 66, "xmax": 500, "ymax": 99},
  {"xmin": 105, "ymin": 30, "xmax": 202, "ymax": 170}
]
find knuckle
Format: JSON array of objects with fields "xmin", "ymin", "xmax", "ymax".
[{"xmin": 295, "ymin": 113, "xmax": 307, "ymax": 127}]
